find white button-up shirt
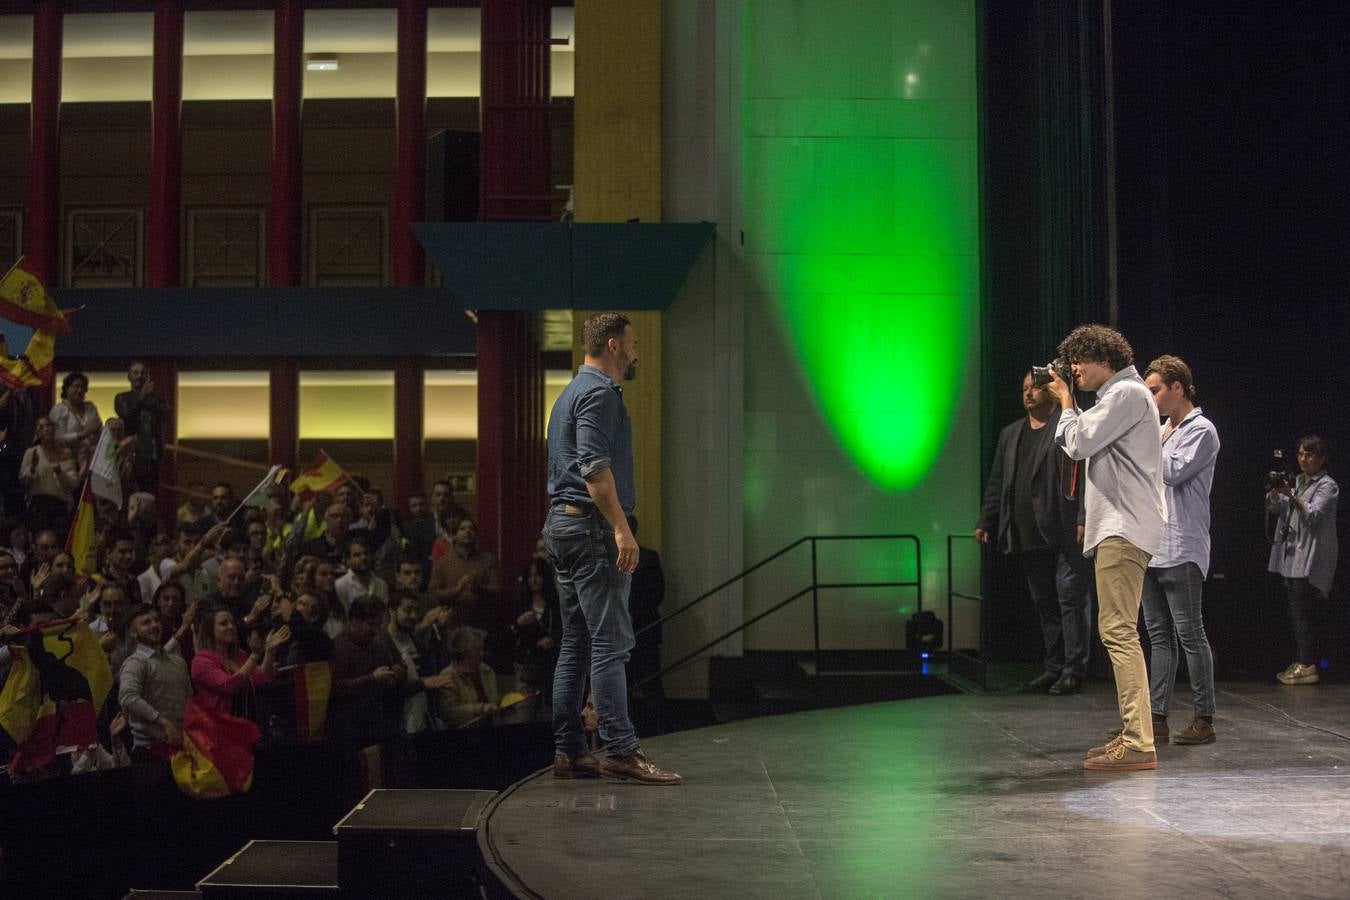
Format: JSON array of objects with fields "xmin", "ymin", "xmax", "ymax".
[
  {"xmin": 1055, "ymin": 366, "xmax": 1167, "ymax": 558},
  {"xmin": 1152, "ymin": 408, "xmax": 1220, "ymax": 573}
]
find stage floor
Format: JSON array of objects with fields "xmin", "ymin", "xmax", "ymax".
[{"xmin": 481, "ymin": 679, "xmax": 1350, "ymax": 899}]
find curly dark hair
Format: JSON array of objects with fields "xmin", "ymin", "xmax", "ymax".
[
  {"xmin": 60, "ymin": 370, "xmax": 89, "ymax": 400},
  {"xmin": 1057, "ymin": 324, "xmax": 1134, "ymax": 372}
]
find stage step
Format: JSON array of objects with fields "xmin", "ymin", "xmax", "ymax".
[
  {"xmin": 196, "ymin": 841, "xmax": 339, "ymax": 898},
  {"xmin": 333, "ymin": 789, "xmax": 496, "ymax": 899},
  {"xmin": 709, "ymin": 651, "xmax": 958, "ymax": 720}
]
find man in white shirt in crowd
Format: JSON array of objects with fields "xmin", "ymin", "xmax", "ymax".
[
  {"xmin": 1046, "ymin": 324, "xmax": 1166, "ymax": 772},
  {"xmin": 335, "ymin": 537, "xmax": 389, "ymax": 614}
]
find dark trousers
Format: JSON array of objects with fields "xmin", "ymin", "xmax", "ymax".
[
  {"xmin": 1285, "ymin": 577, "xmax": 1325, "ymax": 666},
  {"xmin": 1022, "ymin": 547, "xmax": 1092, "ymax": 677}
]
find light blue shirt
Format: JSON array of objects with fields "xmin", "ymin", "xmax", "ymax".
[
  {"xmin": 1152, "ymin": 408, "xmax": 1220, "ymax": 573},
  {"xmin": 1267, "ymin": 472, "xmax": 1339, "ymax": 596},
  {"xmin": 1055, "ymin": 366, "xmax": 1167, "ymax": 558}
]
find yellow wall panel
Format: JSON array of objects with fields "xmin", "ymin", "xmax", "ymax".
[{"xmin": 573, "ymin": 0, "xmax": 663, "ymax": 549}]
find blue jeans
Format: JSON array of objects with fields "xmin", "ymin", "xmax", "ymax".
[
  {"xmin": 544, "ymin": 507, "xmax": 638, "ymax": 758},
  {"xmin": 1021, "ymin": 548, "xmax": 1092, "ymax": 677},
  {"xmin": 1141, "ymin": 563, "xmax": 1216, "ymax": 718}
]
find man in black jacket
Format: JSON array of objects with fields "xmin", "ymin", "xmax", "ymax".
[{"xmin": 976, "ymin": 372, "xmax": 1089, "ymax": 695}]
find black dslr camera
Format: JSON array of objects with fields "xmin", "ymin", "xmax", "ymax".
[
  {"xmin": 1031, "ymin": 357, "xmax": 1072, "ymax": 388},
  {"xmin": 1266, "ymin": 449, "xmax": 1292, "ymax": 491}
]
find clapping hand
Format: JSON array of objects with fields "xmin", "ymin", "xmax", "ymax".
[{"xmin": 264, "ymin": 624, "xmax": 291, "ymax": 652}]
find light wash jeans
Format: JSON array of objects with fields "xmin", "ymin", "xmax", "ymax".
[{"xmin": 544, "ymin": 506, "xmax": 638, "ymax": 758}]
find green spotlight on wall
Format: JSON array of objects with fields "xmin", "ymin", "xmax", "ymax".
[{"xmin": 744, "ymin": 0, "xmax": 979, "ymax": 491}]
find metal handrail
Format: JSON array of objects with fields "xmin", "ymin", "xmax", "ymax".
[
  {"xmin": 946, "ymin": 533, "xmax": 987, "ymax": 689},
  {"xmin": 632, "ymin": 534, "xmax": 921, "ymax": 691}
]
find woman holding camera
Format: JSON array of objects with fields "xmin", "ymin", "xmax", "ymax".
[{"xmin": 1267, "ymin": 435, "xmax": 1338, "ymax": 685}]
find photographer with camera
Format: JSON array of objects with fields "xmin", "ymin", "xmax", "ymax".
[
  {"xmin": 975, "ymin": 370, "xmax": 1089, "ymax": 696},
  {"xmin": 1045, "ymin": 325, "xmax": 1166, "ymax": 772},
  {"xmin": 1266, "ymin": 435, "xmax": 1338, "ymax": 685},
  {"xmin": 1141, "ymin": 356, "xmax": 1220, "ymax": 744}
]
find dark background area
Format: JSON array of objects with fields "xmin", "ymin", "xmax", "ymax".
[{"xmin": 981, "ymin": 0, "xmax": 1350, "ymax": 677}]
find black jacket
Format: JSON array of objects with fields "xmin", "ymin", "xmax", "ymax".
[{"xmin": 976, "ymin": 409, "xmax": 1085, "ymax": 556}]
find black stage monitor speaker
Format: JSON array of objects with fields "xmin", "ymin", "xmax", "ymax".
[
  {"xmin": 195, "ymin": 840, "xmax": 339, "ymax": 898},
  {"xmin": 333, "ymin": 788, "xmax": 497, "ymax": 899}
]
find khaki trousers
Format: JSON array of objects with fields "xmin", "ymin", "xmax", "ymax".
[{"xmin": 1095, "ymin": 537, "xmax": 1154, "ymax": 752}]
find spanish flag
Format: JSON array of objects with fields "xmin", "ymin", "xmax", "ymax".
[
  {"xmin": 168, "ymin": 697, "xmax": 262, "ymax": 800},
  {"xmin": 292, "ymin": 661, "xmax": 332, "ymax": 743},
  {"xmin": 289, "ymin": 450, "xmax": 349, "ymax": 495},
  {"xmin": 0, "ymin": 257, "xmax": 71, "ymax": 334},
  {"xmin": 66, "ymin": 479, "xmax": 99, "ymax": 577},
  {"xmin": 0, "ymin": 323, "xmax": 58, "ymax": 390},
  {"xmin": 0, "ymin": 618, "xmax": 114, "ymax": 773}
]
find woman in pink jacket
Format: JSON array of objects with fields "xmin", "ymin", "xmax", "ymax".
[{"xmin": 190, "ymin": 606, "xmax": 290, "ymax": 716}]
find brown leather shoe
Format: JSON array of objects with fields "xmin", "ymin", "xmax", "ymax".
[
  {"xmin": 1083, "ymin": 744, "xmax": 1157, "ymax": 771},
  {"xmin": 1085, "ymin": 734, "xmax": 1123, "ymax": 759},
  {"xmin": 553, "ymin": 751, "xmax": 600, "ymax": 779},
  {"xmin": 1172, "ymin": 718, "xmax": 1216, "ymax": 745},
  {"xmin": 599, "ymin": 748, "xmax": 682, "ymax": 785}
]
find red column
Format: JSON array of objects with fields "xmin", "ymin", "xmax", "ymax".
[
  {"xmin": 24, "ymin": 0, "xmax": 62, "ymax": 286},
  {"xmin": 475, "ymin": 311, "xmax": 543, "ymax": 589},
  {"xmin": 146, "ymin": 358, "xmax": 178, "ymax": 527},
  {"xmin": 393, "ymin": 359, "xmax": 424, "ymax": 519},
  {"xmin": 269, "ymin": 0, "xmax": 304, "ymax": 287},
  {"xmin": 392, "ymin": 0, "xmax": 428, "ymax": 517},
  {"xmin": 393, "ymin": 0, "xmax": 427, "ymax": 287},
  {"xmin": 477, "ymin": 0, "xmax": 553, "ymax": 603},
  {"xmin": 269, "ymin": 360, "xmax": 299, "ymax": 470},
  {"xmin": 147, "ymin": 0, "xmax": 184, "ymax": 288}
]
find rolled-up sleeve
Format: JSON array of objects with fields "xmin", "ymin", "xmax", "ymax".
[
  {"xmin": 1163, "ymin": 425, "xmax": 1219, "ymax": 487},
  {"xmin": 574, "ymin": 388, "xmax": 619, "ymax": 480}
]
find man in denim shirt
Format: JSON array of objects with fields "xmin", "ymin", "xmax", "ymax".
[
  {"xmin": 542, "ymin": 313, "xmax": 680, "ymax": 785},
  {"xmin": 1142, "ymin": 356, "xmax": 1220, "ymax": 745}
]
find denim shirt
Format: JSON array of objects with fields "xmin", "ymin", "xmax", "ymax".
[
  {"xmin": 1267, "ymin": 472, "xmax": 1339, "ymax": 596},
  {"xmin": 1152, "ymin": 408, "xmax": 1220, "ymax": 573},
  {"xmin": 546, "ymin": 365, "xmax": 635, "ymax": 513},
  {"xmin": 1055, "ymin": 366, "xmax": 1167, "ymax": 558}
]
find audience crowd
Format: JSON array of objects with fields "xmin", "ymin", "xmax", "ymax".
[{"xmin": 0, "ymin": 363, "xmax": 669, "ymax": 793}]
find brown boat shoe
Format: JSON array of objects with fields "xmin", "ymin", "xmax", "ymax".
[{"xmin": 1083, "ymin": 743, "xmax": 1157, "ymax": 771}]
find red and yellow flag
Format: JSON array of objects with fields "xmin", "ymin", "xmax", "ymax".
[
  {"xmin": 289, "ymin": 451, "xmax": 349, "ymax": 495},
  {"xmin": 0, "ymin": 618, "xmax": 114, "ymax": 773},
  {"xmin": 0, "ymin": 258, "xmax": 71, "ymax": 334},
  {"xmin": 66, "ymin": 480, "xmax": 99, "ymax": 576},
  {"xmin": 292, "ymin": 661, "xmax": 332, "ymax": 742},
  {"xmin": 168, "ymin": 697, "xmax": 262, "ymax": 800},
  {"xmin": 0, "ymin": 323, "xmax": 58, "ymax": 390}
]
